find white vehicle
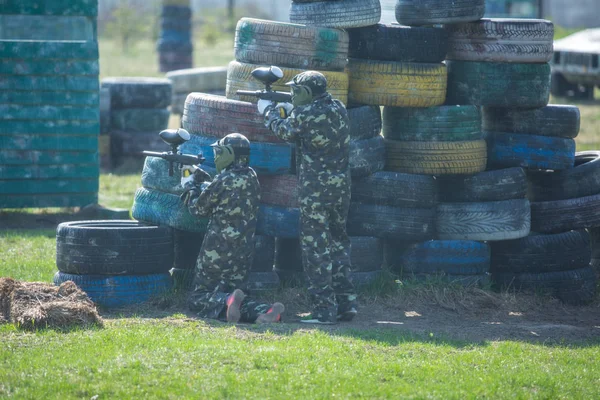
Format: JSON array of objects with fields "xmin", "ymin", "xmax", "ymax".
[{"xmin": 551, "ymin": 29, "xmax": 600, "ymax": 99}]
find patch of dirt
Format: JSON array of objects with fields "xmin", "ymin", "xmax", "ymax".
[{"xmin": 102, "ymin": 287, "xmax": 600, "ymax": 344}]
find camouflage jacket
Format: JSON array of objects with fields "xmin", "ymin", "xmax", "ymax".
[
  {"xmin": 265, "ymin": 93, "xmax": 351, "ymax": 199},
  {"xmin": 189, "ymin": 165, "xmax": 260, "ymax": 255}
]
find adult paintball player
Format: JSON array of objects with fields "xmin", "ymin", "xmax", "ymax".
[
  {"xmin": 259, "ymin": 71, "xmax": 358, "ymax": 324},
  {"xmin": 181, "ymin": 132, "xmax": 284, "ymax": 324}
]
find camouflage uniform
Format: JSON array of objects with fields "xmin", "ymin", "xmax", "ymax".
[
  {"xmin": 265, "ymin": 88, "xmax": 357, "ymax": 321},
  {"xmin": 186, "ymin": 160, "xmax": 270, "ymax": 322}
]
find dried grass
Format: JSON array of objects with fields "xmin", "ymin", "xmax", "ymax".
[{"xmin": 0, "ymin": 278, "xmax": 103, "ymax": 330}]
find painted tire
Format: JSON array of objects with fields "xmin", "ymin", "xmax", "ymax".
[
  {"xmin": 141, "ymin": 156, "xmax": 186, "ymax": 195},
  {"xmin": 486, "ymin": 132, "xmax": 575, "ymax": 171},
  {"xmin": 54, "ymin": 272, "xmax": 172, "ymax": 308},
  {"xmin": 483, "ymin": 105, "xmax": 580, "ymax": 139},
  {"xmin": 258, "ymin": 174, "xmax": 299, "ymax": 208},
  {"xmin": 351, "ymin": 171, "xmax": 438, "ymax": 208},
  {"xmin": 131, "ymin": 187, "xmax": 208, "ymax": 233},
  {"xmin": 491, "ymin": 230, "xmax": 591, "ymax": 274},
  {"xmin": 446, "ymin": 61, "xmax": 550, "ymax": 108},
  {"xmin": 348, "ymin": 23, "xmax": 447, "ymax": 63},
  {"xmin": 399, "ymin": 240, "xmax": 490, "ymax": 275},
  {"xmin": 436, "ymin": 199, "xmax": 531, "ymax": 241},
  {"xmin": 182, "ymin": 93, "xmax": 282, "ymax": 143},
  {"xmin": 0, "ymin": 0, "xmax": 98, "ymax": 16},
  {"xmin": 166, "ymin": 66, "xmax": 227, "ymax": 93},
  {"xmin": 256, "ymin": 204, "xmax": 300, "ymax": 238},
  {"xmin": 56, "ymin": 220, "xmax": 173, "ymax": 275},
  {"xmin": 234, "ymin": 18, "xmax": 349, "ymax": 71},
  {"xmin": 347, "ymin": 203, "xmax": 435, "ymax": 240},
  {"xmin": 438, "ymin": 167, "xmax": 527, "ymax": 202},
  {"xmin": 446, "ymin": 19, "xmax": 554, "ymax": 63},
  {"xmin": 528, "ymin": 151, "xmax": 600, "ymax": 201},
  {"xmin": 382, "ymin": 105, "xmax": 482, "ymax": 141},
  {"xmin": 385, "ymin": 139, "xmax": 487, "ymax": 175},
  {"xmin": 289, "ymin": 0, "xmax": 381, "ymax": 29},
  {"xmin": 349, "ymin": 136, "xmax": 385, "ymax": 178},
  {"xmin": 226, "ymin": 60, "xmax": 349, "ymax": 106},
  {"xmin": 101, "ymin": 77, "xmax": 172, "ymax": 109},
  {"xmin": 0, "ymin": 40, "xmax": 98, "ymax": 60},
  {"xmin": 348, "ymin": 59, "xmax": 447, "ymax": 107},
  {"xmin": 395, "ymin": 0, "xmax": 485, "ymax": 25},
  {"xmin": 0, "ymin": 105, "xmax": 98, "ymax": 121},
  {"xmin": 0, "ymin": 15, "xmax": 94, "ymax": 41}
]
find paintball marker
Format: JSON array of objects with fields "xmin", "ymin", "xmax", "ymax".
[
  {"xmin": 236, "ymin": 66, "xmax": 292, "ymax": 104},
  {"xmin": 142, "ymin": 128, "xmax": 205, "ymax": 176}
]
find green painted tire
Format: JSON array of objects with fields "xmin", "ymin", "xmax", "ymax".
[
  {"xmin": 0, "ymin": 40, "xmax": 98, "ymax": 60},
  {"xmin": 234, "ymin": 18, "xmax": 349, "ymax": 71},
  {"xmin": 110, "ymin": 109, "xmax": 170, "ymax": 132},
  {"xmin": 0, "ymin": 60, "xmax": 98, "ymax": 76},
  {"xmin": 0, "ymin": 178, "xmax": 98, "ymax": 194},
  {"xmin": 0, "ymin": 193, "xmax": 97, "ymax": 209},
  {"xmin": 0, "ymin": 105, "xmax": 98, "ymax": 121},
  {"xmin": 446, "ymin": 61, "xmax": 550, "ymax": 108},
  {"xmin": 0, "ymin": 76, "xmax": 98, "ymax": 91},
  {"xmin": 0, "ymin": 15, "xmax": 95, "ymax": 41},
  {"xmin": 0, "ymin": 164, "xmax": 99, "ymax": 179},
  {"xmin": 0, "ymin": 120, "xmax": 99, "ymax": 135},
  {"xmin": 0, "ymin": 91, "xmax": 99, "ymax": 106},
  {"xmin": 0, "ymin": 150, "xmax": 97, "ymax": 165},
  {"xmin": 0, "ymin": 0, "xmax": 98, "ymax": 16},
  {"xmin": 131, "ymin": 187, "xmax": 208, "ymax": 233},
  {"xmin": 141, "ymin": 156, "xmax": 187, "ymax": 195},
  {"xmin": 382, "ymin": 105, "xmax": 482, "ymax": 141},
  {"xmin": 0, "ymin": 134, "xmax": 97, "ymax": 151}
]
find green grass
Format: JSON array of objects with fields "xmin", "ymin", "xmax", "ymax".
[{"xmin": 1, "ymin": 320, "xmax": 599, "ymax": 399}]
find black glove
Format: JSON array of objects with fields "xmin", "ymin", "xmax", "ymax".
[
  {"xmin": 192, "ymin": 168, "xmax": 212, "ymax": 184},
  {"xmin": 180, "ymin": 186, "xmax": 201, "ymax": 206}
]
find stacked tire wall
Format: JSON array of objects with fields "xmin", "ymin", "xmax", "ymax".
[
  {"xmin": 0, "ymin": 1, "xmax": 100, "ymax": 209},
  {"xmin": 101, "ymin": 77, "xmax": 172, "ymax": 166},
  {"xmin": 159, "ymin": 0, "xmax": 193, "ymax": 73},
  {"xmin": 166, "ymin": 67, "xmax": 227, "ymax": 115}
]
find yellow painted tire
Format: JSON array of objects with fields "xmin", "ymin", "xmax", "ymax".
[
  {"xmin": 226, "ymin": 60, "xmax": 349, "ymax": 105},
  {"xmin": 385, "ymin": 139, "xmax": 486, "ymax": 175},
  {"xmin": 348, "ymin": 58, "xmax": 447, "ymax": 107}
]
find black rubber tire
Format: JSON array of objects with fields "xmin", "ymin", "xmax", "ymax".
[
  {"xmin": 110, "ymin": 108, "xmax": 170, "ymax": 132},
  {"xmin": 348, "ymin": 23, "xmax": 447, "ymax": 63},
  {"xmin": 550, "ymin": 72, "xmax": 570, "ymax": 97},
  {"xmin": 399, "ymin": 240, "xmax": 490, "ymax": 275},
  {"xmin": 349, "ymin": 136, "xmax": 385, "ymax": 178},
  {"xmin": 161, "ymin": 5, "xmax": 192, "ymax": 19},
  {"xmin": 349, "ymin": 271, "xmax": 385, "ymax": 287},
  {"xmin": 347, "ymin": 106, "xmax": 382, "ymax": 140},
  {"xmin": 405, "ymin": 273, "xmax": 490, "ymax": 287},
  {"xmin": 131, "ymin": 187, "xmax": 208, "ymax": 233},
  {"xmin": 491, "ymin": 230, "xmax": 591, "ymax": 274},
  {"xmin": 54, "ymin": 272, "xmax": 172, "ymax": 308},
  {"xmin": 247, "ymin": 271, "xmax": 280, "ymax": 292},
  {"xmin": 101, "ymin": 77, "xmax": 172, "ymax": 109},
  {"xmin": 56, "ymin": 220, "xmax": 173, "ymax": 275},
  {"xmin": 445, "ymin": 19, "xmax": 554, "ymax": 63},
  {"xmin": 492, "ymin": 266, "xmax": 597, "ymax": 305},
  {"xmin": 483, "ymin": 105, "xmax": 580, "ymax": 139},
  {"xmin": 436, "ymin": 199, "xmax": 531, "ymax": 241},
  {"xmin": 351, "ymin": 171, "xmax": 438, "ymax": 208},
  {"xmin": 486, "ymin": 132, "xmax": 575, "ymax": 171},
  {"xmin": 171, "ymin": 268, "xmax": 195, "ymax": 291},
  {"xmin": 395, "ymin": 0, "xmax": 485, "ymax": 26},
  {"xmin": 590, "ymin": 227, "xmax": 600, "ymax": 260},
  {"xmin": 438, "ymin": 167, "xmax": 527, "ymax": 202},
  {"xmin": 252, "ymin": 235, "xmax": 276, "ymax": 273},
  {"xmin": 350, "ymin": 236, "xmax": 384, "ymax": 272},
  {"xmin": 289, "ymin": 0, "xmax": 381, "ymax": 29},
  {"xmin": 446, "ymin": 61, "xmax": 550, "ymax": 108},
  {"xmin": 173, "ymin": 229, "xmax": 204, "ymax": 270},
  {"xmin": 527, "ymin": 151, "xmax": 600, "ymax": 201},
  {"xmin": 182, "ymin": 93, "xmax": 282, "ymax": 143},
  {"xmin": 531, "ymin": 194, "xmax": 600, "ymax": 233},
  {"xmin": 234, "ymin": 18, "xmax": 349, "ymax": 71},
  {"xmin": 257, "ymin": 205, "xmax": 300, "ymax": 239},
  {"xmin": 382, "ymin": 105, "xmax": 482, "ymax": 141},
  {"xmin": 274, "ymin": 238, "xmax": 304, "ymax": 287},
  {"xmin": 347, "ymin": 203, "xmax": 435, "ymax": 241}
]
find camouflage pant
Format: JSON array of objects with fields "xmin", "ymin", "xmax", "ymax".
[
  {"xmin": 299, "ymin": 194, "xmax": 357, "ymax": 318},
  {"xmin": 188, "ymin": 281, "xmax": 271, "ymax": 322}
]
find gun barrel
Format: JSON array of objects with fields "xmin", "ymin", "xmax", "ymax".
[{"xmin": 236, "ymin": 89, "xmax": 292, "ymax": 103}]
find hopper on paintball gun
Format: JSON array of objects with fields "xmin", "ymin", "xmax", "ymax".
[
  {"xmin": 142, "ymin": 128, "xmax": 205, "ymax": 176},
  {"xmin": 236, "ymin": 66, "xmax": 292, "ymax": 104}
]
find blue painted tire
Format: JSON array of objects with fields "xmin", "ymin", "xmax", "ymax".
[
  {"xmin": 399, "ymin": 240, "xmax": 490, "ymax": 275},
  {"xmin": 257, "ymin": 204, "xmax": 300, "ymax": 238},
  {"xmin": 486, "ymin": 132, "xmax": 575, "ymax": 171},
  {"xmin": 132, "ymin": 187, "xmax": 208, "ymax": 233},
  {"xmin": 161, "ymin": 18, "xmax": 192, "ymax": 32},
  {"xmin": 349, "ymin": 136, "xmax": 385, "ymax": 178},
  {"xmin": 160, "ymin": 30, "xmax": 191, "ymax": 43},
  {"xmin": 53, "ymin": 272, "xmax": 172, "ymax": 308},
  {"xmin": 161, "ymin": 5, "xmax": 192, "ymax": 19},
  {"xmin": 181, "ymin": 134, "xmax": 294, "ymax": 176},
  {"xmin": 157, "ymin": 40, "xmax": 193, "ymax": 53},
  {"xmin": 347, "ymin": 202, "xmax": 435, "ymax": 240}
]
